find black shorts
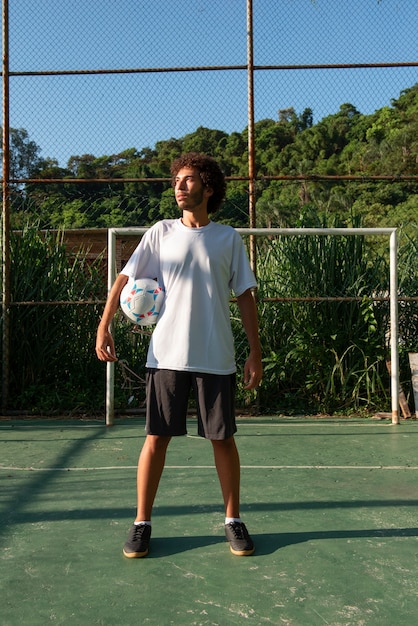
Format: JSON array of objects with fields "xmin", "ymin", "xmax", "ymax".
[{"xmin": 145, "ymin": 368, "xmax": 237, "ymax": 440}]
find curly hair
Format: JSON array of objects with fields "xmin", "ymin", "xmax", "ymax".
[{"xmin": 171, "ymin": 152, "xmax": 226, "ymax": 214}]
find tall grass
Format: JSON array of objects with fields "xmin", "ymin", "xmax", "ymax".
[
  {"xmin": 5, "ymin": 227, "xmax": 106, "ymax": 411},
  {"xmin": 255, "ymin": 214, "xmax": 392, "ymax": 413},
  {"xmin": 0, "ymin": 225, "xmax": 150, "ymax": 413},
  {"xmin": 396, "ymin": 226, "xmax": 418, "ymax": 404}
]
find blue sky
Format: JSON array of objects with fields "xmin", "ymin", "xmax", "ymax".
[{"xmin": 5, "ymin": 0, "xmax": 418, "ymax": 167}]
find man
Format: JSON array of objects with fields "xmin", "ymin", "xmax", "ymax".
[{"xmin": 96, "ymin": 153, "xmax": 263, "ymax": 558}]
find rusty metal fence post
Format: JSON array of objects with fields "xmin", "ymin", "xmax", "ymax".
[
  {"xmin": 246, "ymin": 0, "xmax": 257, "ymax": 277},
  {"xmin": 1, "ymin": 0, "xmax": 10, "ymax": 413}
]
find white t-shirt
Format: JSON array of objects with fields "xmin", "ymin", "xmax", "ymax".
[{"xmin": 121, "ymin": 219, "xmax": 257, "ymax": 374}]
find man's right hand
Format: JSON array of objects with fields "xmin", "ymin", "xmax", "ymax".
[
  {"xmin": 95, "ymin": 327, "xmax": 118, "ymax": 362},
  {"xmin": 95, "ymin": 273, "xmax": 129, "ymax": 362}
]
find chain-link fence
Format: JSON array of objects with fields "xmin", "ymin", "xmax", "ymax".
[
  {"xmin": 3, "ymin": 0, "xmax": 418, "ymax": 177},
  {"xmin": 1, "ymin": 0, "xmax": 418, "ymax": 414}
]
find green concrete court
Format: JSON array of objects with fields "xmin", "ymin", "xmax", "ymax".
[{"xmin": 1, "ymin": 416, "xmax": 417, "ymax": 625}]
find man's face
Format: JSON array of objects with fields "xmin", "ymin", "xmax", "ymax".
[{"xmin": 174, "ymin": 167, "xmax": 210, "ymax": 211}]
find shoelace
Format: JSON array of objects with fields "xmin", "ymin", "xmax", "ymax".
[
  {"xmin": 229, "ymin": 523, "xmax": 246, "ymax": 539},
  {"xmin": 132, "ymin": 524, "xmax": 148, "ymax": 539}
]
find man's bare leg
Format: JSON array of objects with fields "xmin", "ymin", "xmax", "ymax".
[
  {"xmin": 123, "ymin": 435, "xmax": 171, "ymax": 558},
  {"xmin": 135, "ymin": 435, "xmax": 171, "ymax": 521},
  {"xmin": 212, "ymin": 435, "xmax": 255, "ymax": 555},
  {"xmin": 211, "ymin": 436, "xmax": 241, "ymax": 518}
]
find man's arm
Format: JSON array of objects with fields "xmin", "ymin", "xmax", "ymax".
[
  {"xmin": 95, "ymin": 273, "xmax": 129, "ymax": 362},
  {"xmin": 236, "ymin": 288, "xmax": 263, "ymax": 390}
]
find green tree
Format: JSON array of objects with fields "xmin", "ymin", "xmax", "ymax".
[{"xmin": 0, "ymin": 127, "xmax": 44, "ymax": 178}]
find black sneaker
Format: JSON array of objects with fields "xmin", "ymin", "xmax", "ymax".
[
  {"xmin": 123, "ymin": 523, "xmax": 151, "ymax": 558},
  {"xmin": 225, "ymin": 522, "xmax": 255, "ymax": 556}
]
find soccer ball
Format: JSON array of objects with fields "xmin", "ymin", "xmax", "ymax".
[{"xmin": 120, "ymin": 277, "xmax": 165, "ymax": 326}]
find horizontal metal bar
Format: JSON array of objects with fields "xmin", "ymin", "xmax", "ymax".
[
  {"xmin": 255, "ymin": 175, "xmax": 418, "ymax": 182},
  {"xmin": 236, "ymin": 227, "xmax": 397, "ymax": 235},
  {"xmin": 9, "ymin": 300, "xmax": 107, "ymax": 306},
  {"xmin": 260, "ymin": 296, "xmax": 418, "ymax": 302},
  {"xmin": 5, "ymin": 65, "xmax": 248, "ymax": 77},
  {"xmin": 4, "ymin": 175, "xmax": 418, "ymax": 185},
  {"xmin": 3, "ymin": 61, "xmax": 417, "ymax": 77},
  {"xmin": 254, "ymin": 61, "xmax": 418, "ymax": 71},
  {"xmin": 9, "ymin": 296, "xmax": 418, "ymax": 307}
]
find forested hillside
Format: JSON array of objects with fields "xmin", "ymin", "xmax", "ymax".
[{"xmin": 7, "ymin": 83, "xmax": 418, "ymax": 230}]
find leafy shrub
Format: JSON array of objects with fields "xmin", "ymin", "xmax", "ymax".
[{"xmin": 255, "ymin": 214, "xmax": 397, "ymax": 414}]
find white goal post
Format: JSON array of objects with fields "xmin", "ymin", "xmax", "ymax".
[{"xmin": 105, "ymin": 227, "xmax": 399, "ymax": 426}]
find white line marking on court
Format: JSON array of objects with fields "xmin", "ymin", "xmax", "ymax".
[
  {"xmin": 0, "ymin": 419, "xmax": 408, "ymax": 431},
  {"xmin": 2, "ymin": 465, "xmax": 418, "ymax": 472}
]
